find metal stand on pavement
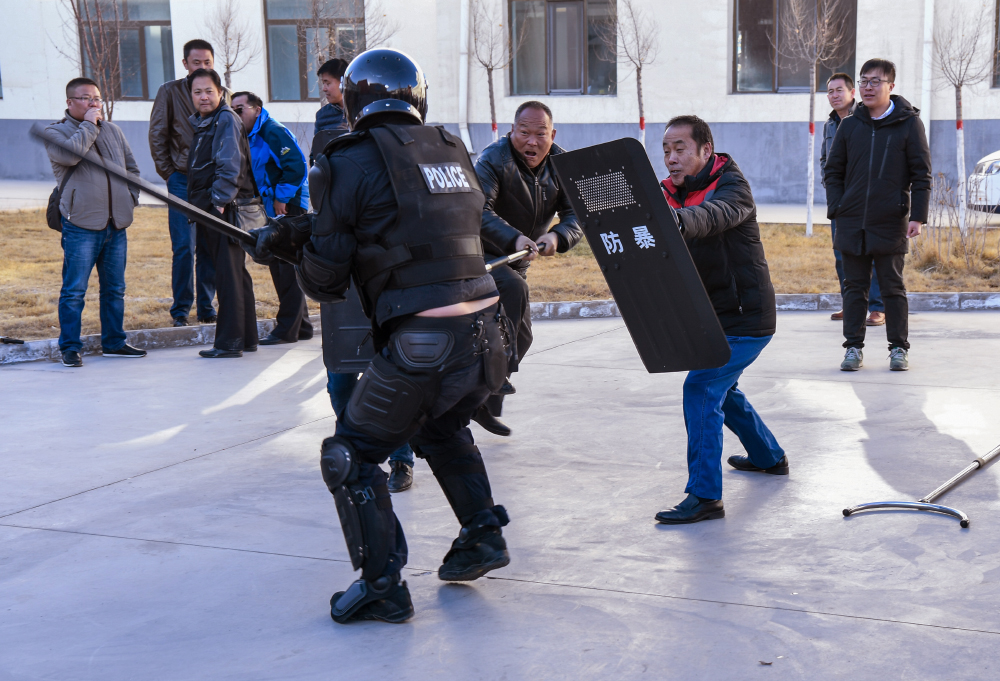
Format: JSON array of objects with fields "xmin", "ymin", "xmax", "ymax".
[{"xmin": 842, "ymin": 443, "xmax": 1000, "ymax": 528}]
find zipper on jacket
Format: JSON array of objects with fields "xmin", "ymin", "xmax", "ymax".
[
  {"xmin": 877, "ymin": 135, "xmax": 892, "ymax": 179},
  {"xmin": 861, "ymin": 126, "xmax": 875, "ymax": 231},
  {"xmin": 93, "ymin": 138, "xmax": 114, "ymax": 226}
]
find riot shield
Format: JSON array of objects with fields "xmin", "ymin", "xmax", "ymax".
[
  {"xmin": 550, "ymin": 138, "xmax": 731, "ymax": 373},
  {"xmin": 321, "ymin": 284, "xmax": 375, "ymax": 374}
]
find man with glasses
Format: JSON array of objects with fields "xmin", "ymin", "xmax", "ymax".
[
  {"xmin": 824, "ymin": 59, "xmax": 931, "ymax": 372},
  {"xmin": 820, "ymin": 72, "xmax": 885, "ymax": 327},
  {"xmin": 149, "ymin": 39, "xmax": 221, "ymax": 328},
  {"xmin": 41, "ymin": 78, "xmax": 147, "ymax": 367}
]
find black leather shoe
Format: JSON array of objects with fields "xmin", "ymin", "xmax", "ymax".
[
  {"xmin": 439, "ymin": 528, "xmax": 510, "ymax": 582},
  {"xmin": 259, "ymin": 333, "xmax": 293, "ymax": 345},
  {"xmin": 727, "ymin": 454, "xmax": 789, "ymax": 475},
  {"xmin": 655, "ymin": 494, "xmax": 725, "ymax": 524},
  {"xmin": 172, "ymin": 316, "xmax": 189, "ymax": 327},
  {"xmin": 472, "ymin": 405, "xmax": 511, "ymax": 437},
  {"xmin": 387, "ymin": 461, "xmax": 413, "ymax": 492},
  {"xmin": 244, "ymin": 345, "xmax": 257, "ymax": 352},
  {"xmin": 62, "ymin": 350, "xmax": 83, "ymax": 367},
  {"xmin": 199, "ymin": 347, "xmax": 242, "ymax": 358},
  {"xmin": 330, "ymin": 576, "xmax": 414, "ymax": 624},
  {"xmin": 499, "ymin": 380, "xmax": 516, "ymax": 395},
  {"xmin": 198, "ymin": 314, "xmax": 218, "ymax": 324}
]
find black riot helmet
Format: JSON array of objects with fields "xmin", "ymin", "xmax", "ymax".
[{"xmin": 341, "ymin": 48, "xmax": 428, "ymax": 129}]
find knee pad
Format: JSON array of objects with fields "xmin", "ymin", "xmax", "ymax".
[
  {"xmin": 320, "ymin": 436, "xmax": 358, "ymax": 492},
  {"xmin": 321, "ymin": 437, "xmax": 395, "ymax": 581}
]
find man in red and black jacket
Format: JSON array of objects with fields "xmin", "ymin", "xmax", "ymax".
[{"xmin": 654, "ymin": 115, "xmax": 787, "ymax": 526}]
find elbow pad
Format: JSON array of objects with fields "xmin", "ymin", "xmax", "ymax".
[{"xmin": 295, "ymin": 242, "xmax": 350, "ymax": 304}]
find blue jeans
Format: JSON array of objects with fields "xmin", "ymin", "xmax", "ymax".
[
  {"xmin": 831, "ymin": 219, "xmax": 883, "ymax": 312},
  {"xmin": 58, "ymin": 219, "xmax": 127, "ymax": 353},
  {"xmin": 326, "ymin": 371, "xmax": 415, "ymax": 466},
  {"xmin": 683, "ymin": 335, "xmax": 784, "ymax": 500},
  {"xmin": 167, "ymin": 172, "xmax": 216, "ymax": 320}
]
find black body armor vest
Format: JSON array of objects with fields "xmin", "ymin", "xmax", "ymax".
[{"xmin": 355, "ymin": 124, "xmax": 487, "ymax": 315}]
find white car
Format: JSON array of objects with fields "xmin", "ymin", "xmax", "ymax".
[{"xmin": 968, "ymin": 150, "xmax": 1000, "ymax": 213}]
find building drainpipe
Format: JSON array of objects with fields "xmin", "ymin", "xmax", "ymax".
[
  {"xmin": 458, "ymin": 0, "xmax": 475, "ymax": 153},
  {"xmin": 921, "ymin": 0, "xmax": 934, "ymax": 148}
]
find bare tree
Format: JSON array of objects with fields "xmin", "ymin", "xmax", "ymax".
[
  {"xmin": 307, "ymin": 0, "xmax": 400, "ymax": 76},
  {"xmin": 772, "ymin": 0, "xmax": 853, "ymax": 237},
  {"xmin": 596, "ymin": 0, "xmax": 658, "ymax": 147},
  {"xmin": 471, "ymin": 0, "xmax": 526, "ymax": 143},
  {"xmin": 208, "ymin": 0, "xmax": 262, "ymax": 89},
  {"xmin": 933, "ymin": 1, "xmax": 995, "ymax": 235},
  {"xmin": 55, "ymin": 0, "xmax": 133, "ymax": 120}
]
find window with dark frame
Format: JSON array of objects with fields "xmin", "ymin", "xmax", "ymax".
[
  {"xmin": 264, "ymin": 0, "xmax": 365, "ymax": 102},
  {"xmin": 510, "ymin": 0, "xmax": 616, "ymax": 96},
  {"xmin": 80, "ymin": 0, "xmax": 174, "ymax": 101},
  {"xmin": 733, "ymin": 0, "xmax": 857, "ymax": 94}
]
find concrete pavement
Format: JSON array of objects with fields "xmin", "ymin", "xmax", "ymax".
[{"xmin": 2, "ymin": 312, "xmax": 1000, "ymax": 679}]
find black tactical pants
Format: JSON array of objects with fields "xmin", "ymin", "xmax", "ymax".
[
  {"xmin": 842, "ymin": 251, "xmax": 909, "ymax": 350},
  {"xmin": 487, "ymin": 264, "xmax": 531, "ymax": 416},
  {"xmin": 332, "ymin": 308, "xmax": 507, "ymax": 579}
]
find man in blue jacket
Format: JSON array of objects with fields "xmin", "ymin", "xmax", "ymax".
[{"xmin": 232, "ymin": 91, "xmax": 313, "ymax": 344}]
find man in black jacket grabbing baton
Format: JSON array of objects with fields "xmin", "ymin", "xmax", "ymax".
[{"xmin": 472, "ymin": 101, "xmax": 583, "ymax": 436}]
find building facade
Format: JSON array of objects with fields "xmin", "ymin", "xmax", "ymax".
[{"xmin": 1, "ymin": 0, "xmax": 998, "ymax": 203}]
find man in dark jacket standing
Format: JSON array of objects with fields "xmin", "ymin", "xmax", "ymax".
[
  {"xmin": 149, "ymin": 39, "xmax": 218, "ymax": 327},
  {"xmin": 473, "ymin": 101, "xmax": 583, "ymax": 435},
  {"xmin": 820, "ymin": 72, "xmax": 884, "ymax": 326},
  {"xmin": 186, "ymin": 69, "xmax": 259, "ymax": 358},
  {"xmin": 232, "ymin": 91, "xmax": 314, "ymax": 345},
  {"xmin": 825, "ymin": 59, "xmax": 931, "ymax": 372},
  {"xmin": 311, "ymin": 58, "xmax": 350, "ymax": 164},
  {"xmin": 654, "ymin": 116, "xmax": 786, "ymax": 525}
]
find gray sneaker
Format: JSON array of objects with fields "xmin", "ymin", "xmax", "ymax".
[
  {"xmin": 841, "ymin": 347, "xmax": 863, "ymax": 371},
  {"xmin": 889, "ymin": 347, "xmax": 909, "ymax": 371}
]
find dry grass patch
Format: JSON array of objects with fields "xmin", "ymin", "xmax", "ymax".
[
  {"xmin": 0, "ymin": 208, "xmax": 315, "ymax": 341},
  {"xmin": 2, "ymin": 210, "xmax": 997, "ymax": 342}
]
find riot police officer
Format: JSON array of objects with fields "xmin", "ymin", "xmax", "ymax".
[{"xmin": 245, "ymin": 49, "xmax": 513, "ymax": 624}]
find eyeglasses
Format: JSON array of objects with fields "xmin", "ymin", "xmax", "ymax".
[
  {"xmin": 858, "ymin": 78, "xmax": 890, "ymax": 88},
  {"xmin": 69, "ymin": 96, "xmax": 104, "ymax": 104}
]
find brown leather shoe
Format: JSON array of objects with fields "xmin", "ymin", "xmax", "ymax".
[
  {"xmin": 866, "ymin": 311, "xmax": 886, "ymax": 326},
  {"xmin": 830, "ymin": 310, "xmax": 844, "ymax": 320}
]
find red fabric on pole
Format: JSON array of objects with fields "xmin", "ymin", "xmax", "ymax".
[
  {"xmin": 640, "ymin": 117, "xmax": 645, "ymax": 130},
  {"xmin": 957, "ymin": 120, "xmax": 964, "ymax": 130},
  {"xmin": 492, "ymin": 121, "xmax": 497, "ymax": 131},
  {"xmin": 809, "ymin": 122, "xmax": 815, "ymax": 134}
]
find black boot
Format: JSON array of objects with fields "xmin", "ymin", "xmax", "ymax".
[
  {"xmin": 387, "ymin": 461, "xmax": 413, "ymax": 493},
  {"xmin": 439, "ymin": 506, "xmax": 511, "ymax": 582},
  {"xmin": 727, "ymin": 454, "xmax": 789, "ymax": 475},
  {"xmin": 655, "ymin": 494, "xmax": 725, "ymax": 524},
  {"xmin": 472, "ymin": 405, "xmax": 511, "ymax": 437},
  {"xmin": 330, "ymin": 575, "xmax": 414, "ymax": 624}
]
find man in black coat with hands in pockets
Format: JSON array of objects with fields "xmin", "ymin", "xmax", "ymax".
[{"xmin": 824, "ymin": 58, "xmax": 931, "ymax": 372}]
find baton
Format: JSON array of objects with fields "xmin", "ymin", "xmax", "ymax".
[
  {"xmin": 485, "ymin": 248, "xmax": 533, "ymax": 272},
  {"xmin": 29, "ymin": 123, "xmax": 255, "ymax": 247},
  {"xmin": 1, "ymin": 337, "xmax": 25, "ymax": 345}
]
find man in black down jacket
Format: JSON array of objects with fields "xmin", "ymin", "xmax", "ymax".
[
  {"xmin": 825, "ymin": 58, "xmax": 931, "ymax": 372},
  {"xmin": 654, "ymin": 116, "xmax": 787, "ymax": 526},
  {"xmin": 473, "ymin": 101, "xmax": 583, "ymax": 435}
]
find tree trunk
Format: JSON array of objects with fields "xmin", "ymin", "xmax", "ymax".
[
  {"xmin": 487, "ymin": 67, "xmax": 498, "ymax": 143},
  {"xmin": 956, "ymin": 84, "xmax": 967, "ymax": 235},
  {"xmin": 637, "ymin": 65, "xmax": 645, "ymax": 147},
  {"xmin": 806, "ymin": 61, "xmax": 816, "ymax": 237},
  {"xmin": 224, "ymin": 66, "xmax": 232, "ymax": 90}
]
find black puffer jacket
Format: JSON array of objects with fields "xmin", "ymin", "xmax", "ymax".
[
  {"xmin": 187, "ymin": 102, "xmax": 256, "ymax": 212},
  {"xmin": 474, "ymin": 134, "xmax": 583, "ymax": 261},
  {"xmin": 663, "ymin": 154, "xmax": 777, "ymax": 337},
  {"xmin": 824, "ymin": 95, "xmax": 932, "ymax": 256}
]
